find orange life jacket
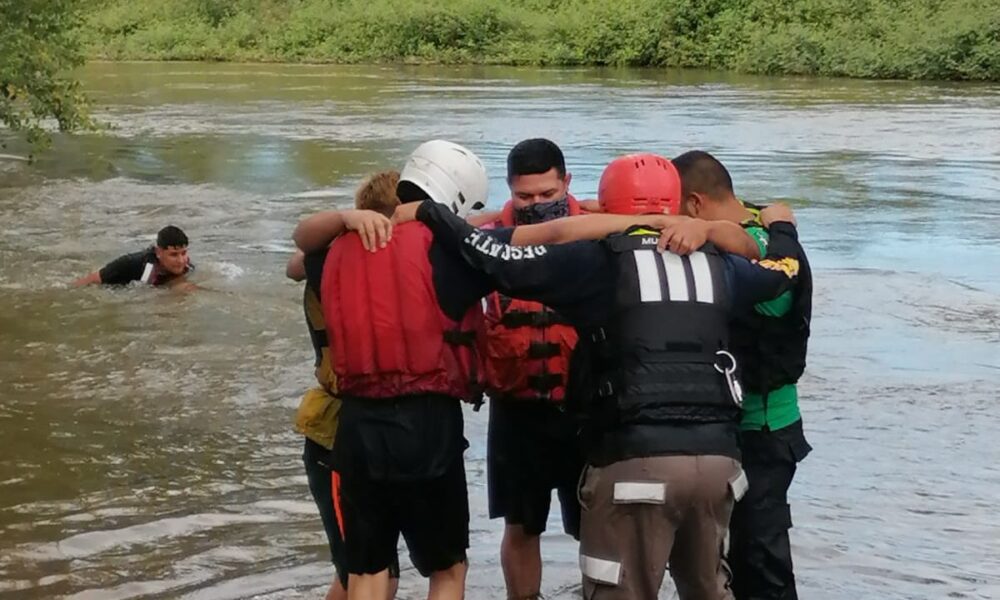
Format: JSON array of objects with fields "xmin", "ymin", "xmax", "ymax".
[{"xmin": 482, "ymin": 197, "xmax": 581, "ymax": 402}]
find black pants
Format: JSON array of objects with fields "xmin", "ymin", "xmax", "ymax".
[{"xmin": 730, "ymin": 420, "xmax": 811, "ymax": 600}]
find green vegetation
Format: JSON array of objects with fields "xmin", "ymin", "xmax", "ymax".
[
  {"xmin": 1, "ymin": 0, "xmax": 96, "ymax": 149},
  {"xmin": 80, "ymin": 0, "xmax": 1000, "ymax": 80}
]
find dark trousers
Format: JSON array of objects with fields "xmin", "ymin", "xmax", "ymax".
[{"xmin": 729, "ymin": 420, "xmax": 811, "ymax": 600}]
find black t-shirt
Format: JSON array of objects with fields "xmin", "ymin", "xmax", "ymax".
[
  {"xmin": 305, "ymin": 229, "xmax": 511, "ymax": 481},
  {"xmin": 98, "ymin": 247, "xmax": 192, "ymax": 286}
]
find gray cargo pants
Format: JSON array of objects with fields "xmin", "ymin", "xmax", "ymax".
[{"xmin": 578, "ymin": 455, "xmax": 746, "ymax": 600}]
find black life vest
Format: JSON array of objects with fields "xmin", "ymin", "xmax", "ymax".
[
  {"xmin": 579, "ymin": 231, "xmax": 742, "ymax": 432},
  {"xmin": 733, "ymin": 202, "xmax": 813, "ymax": 393}
]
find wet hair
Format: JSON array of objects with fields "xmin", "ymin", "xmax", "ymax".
[
  {"xmin": 156, "ymin": 225, "xmax": 188, "ymax": 248},
  {"xmin": 507, "ymin": 138, "xmax": 566, "ymax": 181},
  {"xmin": 672, "ymin": 150, "xmax": 734, "ymax": 201},
  {"xmin": 355, "ymin": 170, "xmax": 401, "ymax": 217}
]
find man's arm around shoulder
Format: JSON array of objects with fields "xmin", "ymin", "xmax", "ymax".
[
  {"xmin": 727, "ymin": 219, "xmax": 802, "ymax": 308},
  {"xmin": 293, "ymin": 209, "xmax": 393, "ymax": 254},
  {"xmin": 416, "ymin": 199, "xmax": 613, "ymax": 317}
]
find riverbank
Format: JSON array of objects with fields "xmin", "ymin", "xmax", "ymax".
[{"xmin": 82, "ymin": 0, "xmax": 1000, "ymax": 81}]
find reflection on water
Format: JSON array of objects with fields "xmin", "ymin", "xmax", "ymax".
[{"xmin": 0, "ymin": 62, "xmax": 998, "ymax": 599}]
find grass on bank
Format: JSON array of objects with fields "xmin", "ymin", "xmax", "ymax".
[{"xmin": 82, "ymin": 0, "xmax": 1000, "ymax": 80}]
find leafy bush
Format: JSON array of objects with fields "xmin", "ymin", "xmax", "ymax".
[{"xmin": 78, "ymin": 0, "xmax": 1000, "ymax": 80}]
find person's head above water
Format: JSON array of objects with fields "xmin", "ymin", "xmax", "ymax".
[
  {"xmin": 396, "ymin": 140, "xmax": 487, "ymax": 219},
  {"xmin": 506, "ymin": 138, "xmax": 573, "ymax": 224},
  {"xmin": 671, "ymin": 150, "xmax": 737, "ymax": 219},
  {"xmin": 597, "ymin": 153, "xmax": 682, "ymax": 216},
  {"xmin": 355, "ymin": 170, "xmax": 401, "ymax": 218},
  {"xmin": 154, "ymin": 225, "xmax": 190, "ymax": 276}
]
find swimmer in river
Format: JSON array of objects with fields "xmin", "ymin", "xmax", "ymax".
[{"xmin": 72, "ymin": 225, "xmax": 196, "ymax": 290}]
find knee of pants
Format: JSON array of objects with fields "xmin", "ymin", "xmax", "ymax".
[{"xmin": 580, "ymin": 553, "xmax": 625, "ymax": 599}]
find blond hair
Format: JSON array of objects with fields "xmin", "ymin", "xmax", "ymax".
[{"xmin": 355, "ymin": 170, "xmax": 401, "ymax": 217}]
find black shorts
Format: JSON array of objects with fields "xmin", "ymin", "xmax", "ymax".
[
  {"xmin": 487, "ymin": 400, "xmax": 584, "ymax": 538},
  {"xmin": 304, "ymin": 438, "xmax": 400, "ymax": 587},
  {"xmin": 339, "ymin": 455, "xmax": 469, "ymax": 577}
]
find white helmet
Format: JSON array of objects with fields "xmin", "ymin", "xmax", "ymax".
[{"xmin": 399, "ymin": 140, "xmax": 488, "ymax": 219}]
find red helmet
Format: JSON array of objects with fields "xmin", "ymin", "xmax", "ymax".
[{"xmin": 598, "ymin": 153, "xmax": 682, "ymax": 216}]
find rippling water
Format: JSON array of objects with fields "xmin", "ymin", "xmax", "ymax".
[{"xmin": 1, "ymin": 63, "xmax": 998, "ymax": 599}]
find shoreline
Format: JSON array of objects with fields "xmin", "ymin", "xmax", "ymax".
[{"xmin": 79, "ymin": 58, "xmax": 1000, "ymax": 86}]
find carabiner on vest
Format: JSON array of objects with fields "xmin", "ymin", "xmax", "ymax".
[{"xmin": 714, "ymin": 350, "xmax": 744, "ymax": 407}]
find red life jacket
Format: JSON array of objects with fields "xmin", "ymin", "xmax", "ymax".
[
  {"xmin": 483, "ymin": 197, "xmax": 581, "ymax": 402},
  {"xmin": 321, "ymin": 222, "xmax": 483, "ymax": 401}
]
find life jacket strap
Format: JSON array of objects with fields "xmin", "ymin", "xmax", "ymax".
[{"xmin": 501, "ymin": 310, "xmax": 572, "ymax": 328}]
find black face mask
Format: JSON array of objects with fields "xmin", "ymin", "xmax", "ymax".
[{"xmin": 514, "ymin": 197, "xmax": 571, "ymax": 225}]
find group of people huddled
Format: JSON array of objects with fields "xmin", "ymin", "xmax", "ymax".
[
  {"xmin": 286, "ymin": 139, "xmax": 812, "ymax": 600},
  {"xmin": 74, "ymin": 138, "xmax": 812, "ymax": 600}
]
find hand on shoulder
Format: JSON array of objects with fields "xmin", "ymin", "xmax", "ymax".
[{"xmin": 760, "ymin": 203, "xmax": 796, "ymax": 228}]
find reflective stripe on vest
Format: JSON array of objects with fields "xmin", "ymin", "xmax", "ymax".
[
  {"xmin": 632, "ymin": 249, "xmax": 718, "ymax": 305},
  {"xmin": 140, "ymin": 262, "xmax": 155, "ymax": 284}
]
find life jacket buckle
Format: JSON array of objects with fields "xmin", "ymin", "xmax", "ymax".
[
  {"xmin": 597, "ymin": 380, "xmax": 614, "ymax": 397},
  {"xmin": 529, "ymin": 311, "xmax": 551, "ymax": 327},
  {"xmin": 528, "ymin": 341, "xmax": 561, "ymax": 359},
  {"xmin": 591, "ymin": 328, "xmax": 607, "ymax": 343}
]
